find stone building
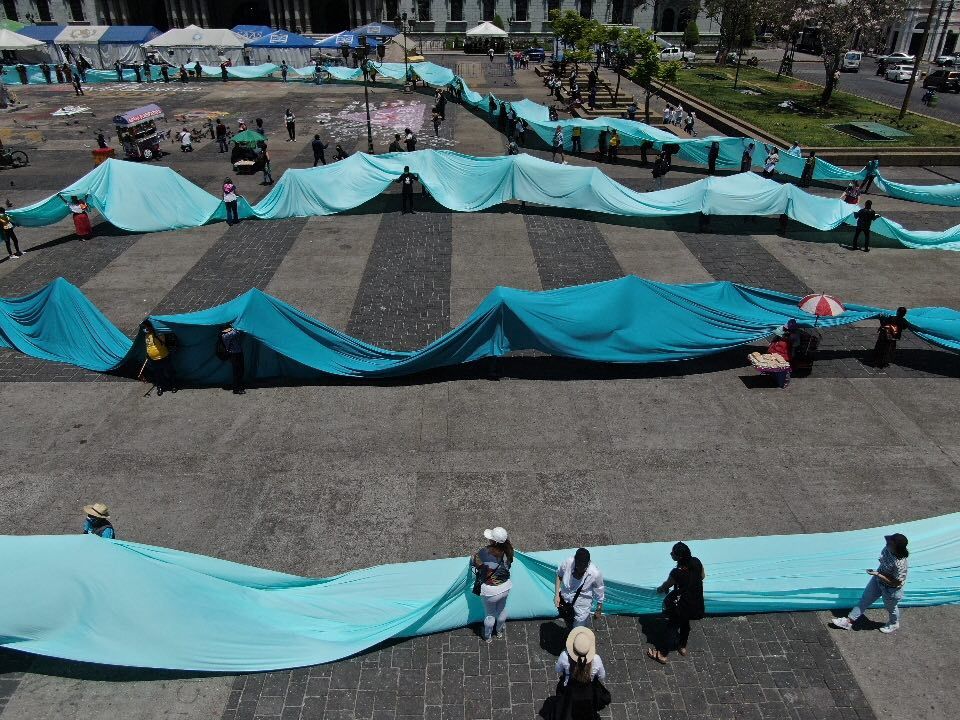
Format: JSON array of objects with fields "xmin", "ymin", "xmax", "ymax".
[{"xmin": 884, "ymin": 1, "xmax": 958, "ymax": 59}]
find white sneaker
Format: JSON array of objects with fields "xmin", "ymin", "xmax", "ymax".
[
  {"xmin": 496, "ymin": 630, "xmax": 504, "ymax": 639},
  {"xmin": 830, "ymin": 617, "xmax": 854, "ymax": 630},
  {"xmin": 8, "ymin": 254, "xmax": 16, "ymax": 260},
  {"xmin": 879, "ymin": 623, "xmax": 899, "ymax": 634},
  {"xmin": 485, "ymin": 636, "xmax": 493, "ymax": 644}
]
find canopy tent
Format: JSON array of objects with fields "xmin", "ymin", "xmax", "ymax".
[
  {"xmin": 231, "ymin": 129, "xmax": 266, "ymax": 146},
  {"xmin": 383, "ymin": 32, "xmax": 419, "ymax": 62},
  {"xmin": 98, "ymin": 26, "xmax": 160, "ymax": 68},
  {"xmin": 349, "ymin": 22, "xmax": 399, "ymax": 38},
  {"xmin": 0, "ymin": 28, "xmax": 44, "ymax": 50},
  {"xmin": 246, "ymin": 30, "xmax": 316, "ymax": 66},
  {"xmin": 14, "ymin": 24, "xmax": 64, "ymax": 63},
  {"xmin": 144, "ymin": 24, "xmax": 246, "ymax": 65},
  {"xmin": 113, "ymin": 104, "xmax": 164, "ymax": 126},
  {"xmin": 315, "ymin": 31, "xmax": 380, "ymax": 49},
  {"xmin": 465, "ymin": 21, "xmax": 509, "ymax": 37},
  {"xmin": 54, "ymin": 25, "xmax": 109, "ymax": 69},
  {"xmin": 231, "ymin": 25, "xmax": 276, "ymax": 41}
]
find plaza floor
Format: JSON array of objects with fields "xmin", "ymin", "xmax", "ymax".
[{"xmin": 0, "ymin": 58, "xmax": 958, "ymax": 720}]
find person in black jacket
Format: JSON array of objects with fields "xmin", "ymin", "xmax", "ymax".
[
  {"xmin": 647, "ymin": 542, "xmax": 705, "ymax": 664},
  {"xmin": 800, "ymin": 151, "xmax": 817, "ymax": 187},
  {"xmin": 396, "ymin": 166, "xmax": 420, "ymax": 214},
  {"xmin": 707, "ymin": 141, "xmax": 720, "ymax": 175},
  {"xmin": 851, "ymin": 200, "xmax": 880, "ymax": 251},
  {"xmin": 312, "ymin": 135, "xmax": 329, "ymax": 166}
]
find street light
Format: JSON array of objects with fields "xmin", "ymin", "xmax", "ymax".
[
  {"xmin": 356, "ymin": 36, "xmax": 380, "ymax": 154},
  {"xmin": 394, "ymin": 12, "xmax": 413, "ymax": 93}
]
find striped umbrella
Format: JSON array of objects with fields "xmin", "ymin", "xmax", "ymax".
[{"xmin": 798, "ymin": 293, "xmax": 845, "ymax": 326}]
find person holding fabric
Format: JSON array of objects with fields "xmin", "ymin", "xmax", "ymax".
[
  {"xmin": 314, "ymin": 60, "xmax": 323, "ymax": 85},
  {"xmin": 652, "ymin": 153, "xmax": 668, "ymax": 191},
  {"xmin": 193, "ymin": 61, "xmax": 202, "ymax": 79},
  {"xmin": 0, "ymin": 210, "xmax": 23, "ymax": 260},
  {"xmin": 571, "ymin": 125, "xmax": 582, "ymax": 154},
  {"xmin": 220, "ymin": 62, "xmax": 228, "ymax": 82},
  {"xmin": 861, "ymin": 155, "xmax": 880, "ymax": 193},
  {"xmin": 284, "ymin": 109, "xmax": 296, "ymax": 141},
  {"xmin": 553, "ymin": 627, "xmax": 610, "ymax": 720},
  {"xmin": 552, "ymin": 127, "xmax": 565, "ymax": 164},
  {"xmin": 396, "ymin": 166, "xmax": 420, "ymax": 215},
  {"xmin": 40, "ymin": 62, "xmax": 51, "ymax": 84},
  {"xmin": 141, "ymin": 320, "xmax": 176, "ymax": 395},
  {"xmin": 707, "ymin": 141, "xmax": 720, "ymax": 175},
  {"xmin": 404, "ymin": 128, "xmax": 417, "ymax": 152},
  {"xmin": 82, "ymin": 503, "xmax": 115, "ymax": 538},
  {"xmin": 766, "ymin": 328, "xmax": 793, "ymax": 388},
  {"xmin": 115, "ymin": 61, "xmax": 123, "ymax": 82},
  {"xmin": 313, "ymin": 135, "xmax": 329, "ymax": 165},
  {"xmin": 800, "ymin": 151, "xmax": 816, "ymax": 187},
  {"xmin": 831, "ymin": 533, "xmax": 909, "ymax": 633},
  {"xmin": 788, "ymin": 141, "xmax": 802, "ymax": 157},
  {"xmin": 257, "ymin": 142, "xmax": 273, "ymax": 185},
  {"xmin": 222, "ymin": 178, "xmax": 240, "ymax": 226},
  {"xmin": 281, "ymin": 60, "xmax": 288, "ymax": 82},
  {"xmin": 608, "ymin": 130, "xmax": 621, "ymax": 164},
  {"xmin": 216, "ymin": 120, "xmax": 229, "ymax": 153},
  {"xmin": 851, "ymin": 200, "xmax": 879, "ymax": 252},
  {"xmin": 64, "ymin": 195, "xmax": 92, "ymax": 241},
  {"xmin": 143, "ymin": 60, "xmax": 152, "ymax": 82},
  {"xmin": 220, "ymin": 325, "xmax": 245, "ymax": 394},
  {"xmin": 555, "ymin": 548, "xmax": 605, "ymax": 629},
  {"xmin": 842, "ymin": 181, "xmax": 861, "ymax": 205},
  {"xmin": 873, "ymin": 307, "xmax": 908, "ymax": 368},
  {"xmin": 334, "ymin": 145, "xmax": 350, "ymax": 161},
  {"xmin": 740, "ymin": 143, "xmax": 754, "ymax": 173},
  {"xmin": 516, "ymin": 118, "xmax": 527, "ymax": 147},
  {"xmin": 648, "ymin": 542, "xmax": 705, "ymax": 664},
  {"xmin": 161, "ymin": 64, "xmax": 170, "ymax": 82},
  {"xmin": 179, "ymin": 64, "xmax": 188, "ymax": 82},
  {"xmin": 762, "ymin": 147, "xmax": 779, "ymax": 177},
  {"xmin": 498, "ymin": 102, "xmax": 507, "ymax": 132},
  {"xmin": 473, "ymin": 526, "xmax": 513, "ymax": 643}
]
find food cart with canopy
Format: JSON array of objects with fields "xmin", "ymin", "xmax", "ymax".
[{"xmin": 113, "ymin": 104, "xmax": 165, "ymax": 160}]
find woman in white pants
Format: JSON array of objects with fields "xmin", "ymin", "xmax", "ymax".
[{"xmin": 473, "ymin": 527, "xmax": 513, "ymax": 643}]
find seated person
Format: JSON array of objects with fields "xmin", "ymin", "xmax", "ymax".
[{"xmin": 767, "ymin": 329, "xmax": 793, "ymax": 389}]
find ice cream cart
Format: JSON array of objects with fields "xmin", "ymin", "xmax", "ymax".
[{"xmin": 113, "ymin": 104, "xmax": 166, "ymax": 160}]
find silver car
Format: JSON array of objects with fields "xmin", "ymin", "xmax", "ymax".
[{"xmin": 885, "ymin": 64, "xmax": 915, "ymax": 82}]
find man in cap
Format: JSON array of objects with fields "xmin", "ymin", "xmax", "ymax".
[
  {"xmin": 831, "ymin": 532, "xmax": 909, "ymax": 633},
  {"xmin": 82, "ymin": 503, "xmax": 115, "ymax": 539},
  {"xmin": 555, "ymin": 547, "xmax": 605, "ymax": 628}
]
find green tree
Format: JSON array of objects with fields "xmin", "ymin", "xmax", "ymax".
[
  {"xmin": 549, "ymin": 9, "xmax": 591, "ymax": 49},
  {"xmin": 682, "ymin": 20, "xmax": 700, "ymax": 51},
  {"xmin": 626, "ymin": 30, "xmax": 681, "ymax": 122},
  {"xmin": 492, "ymin": 14, "xmax": 505, "ymax": 30}
]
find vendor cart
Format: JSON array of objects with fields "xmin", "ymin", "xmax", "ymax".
[{"xmin": 113, "ymin": 104, "xmax": 165, "ymax": 161}]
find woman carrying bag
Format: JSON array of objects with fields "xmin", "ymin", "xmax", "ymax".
[
  {"xmin": 553, "ymin": 626, "xmax": 611, "ymax": 720},
  {"xmin": 472, "ymin": 526, "xmax": 513, "ymax": 643},
  {"xmin": 647, "ymin": 541, "xmax": 706, "ymax": 664}
]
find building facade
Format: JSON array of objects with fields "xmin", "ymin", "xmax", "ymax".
[
  {"xmin": 1, "ymin": 1, "xmax": 701, "ymax": 34},
  {"xmin": 884, "ymin": 1, "xmax": 958, "ymax": 59}
]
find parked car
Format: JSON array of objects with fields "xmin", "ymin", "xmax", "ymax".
[
  {"xmin": 841, "ymin": 50, "xmax": 862, "ymax": 72},
  {"xmin": 878, "ymin": 51, "xmax": 916, "ymax": 64},
  {"xmin": 885, "ymin": 64, "xmax": 915, "ymax": 82},
  {"xmin": 923, "ymin": 69, "xmax": 960, "ymax": 92},
  {"xmin": 524, "ymin": 47, "xmax": 545, "ymax": 62},
  {"xmin": 660, "ymin": 46, "xmax": 696, "ymax": 62},
  {"xmin": 935, "ymin": 52, "xmax": 960, "ymax": 66},
  {"xmin": 758, "ymin": 32, "xmax": 774, "ymax": 43}
]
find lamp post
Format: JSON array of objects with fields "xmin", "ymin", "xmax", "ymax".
[
  {"xmin": 395, "ymin": 12, "xmax": 413, "ymax": 92},
  {"xmin": 357, "ymin": 36, "xmax": 377, "ymax": 154}
]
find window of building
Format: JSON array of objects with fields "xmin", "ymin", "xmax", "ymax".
[
  {"xmin": 612, "ymin": 0, "xmax": 634, "ymax": 24},
  {"xmin": 35, "ymin": 0, "xmax": 52, "ymax": 22},
  {"xmin": 68, "ymin": 0, "xmax": 85, "ymax": 21},
  {"xmin": 661, "ymin": 8, "xmax": 675, "ymax": 32},
  {"xmin": 416, "ymin": 0, "xmax": 431, "ymax": 21},
  {"xmin": 515, "ymin": 0, "xmax": 529, "ymax": 21},
  {"xmin": 450, "ymin": 0, "xmax": 464, "ymax": 22},
  {"xmin": 482, "ymin": 0, "xmax": 496, "ymax": 21},
  {"xmin": 580, "ymin": 0, "xmax": 592, "ymax": 20},
  {"xmin": 384, "ymin": 1, "xmax": 399, "ymax": 21},
  {"xmin": 2, "ymin": 0, "xmax": 17, "ymax": 21}
]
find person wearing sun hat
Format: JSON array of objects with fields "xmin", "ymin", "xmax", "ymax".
[
  {"xmin": 472, "ymin": 526, "xmax": 513, "ymax": 643},
  {"xmin": 554, "ymin": 626, "xmax": 610, "ymax": 718},
  {"xmin": 831, "ymin": 533, "xmax": 909, "ymax": 634},
  {"xmin": 82, "ymin": 503, "xmax": 115, "ymax": 539}
]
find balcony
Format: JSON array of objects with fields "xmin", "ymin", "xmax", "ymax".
[
  {"xmin": 509, "ymin": 21, "xmax": 532, "ymax": 33},
  {"xmin": 445, "ymin": 21, "xmax": 467, "ymax": 32},
  {"xmin": 413, "ymin": 21, "xmax": 434, "ymax": 32}
]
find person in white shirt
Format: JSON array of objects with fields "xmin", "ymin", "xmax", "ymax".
[
  {"xmin": 555, "ymin": 626, "xmax": 606, "ymax": 686},
  {"xmin": 555, "ymin": 548, "xmax": 605, "ymax": 628},
  {"xmin": 787, "ymin": 142, "xmax": 802, "ymax": 157}
]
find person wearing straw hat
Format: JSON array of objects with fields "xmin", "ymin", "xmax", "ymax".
[
  {"xmin": 831, "ymin": 533, "xmax": 909, "ymax": 634},
  {"xmin": 554, "ymin": 626, "xmax": 609, "ymax": 719},
  {"xmin": 82, "ymin": 503, "xmax": 115, "ymax": 539},
  {"xmin": 472, "ymin": 526, "xmax": 513, "ymax": 643},
  {"xmin": 555, "ymin": 548, "xmax": 605, "ymax": 629}
]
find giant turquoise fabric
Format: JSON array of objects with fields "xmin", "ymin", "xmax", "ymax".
[
  {"xmin": 1, "ymin": 276, "xmax": 957, "ymax": 382},
  {"xmin": 12, "ymin": 155, "xmax": 960, "ymax": 249},
  {"xmin": 1, "ymin": 512, "xmax": 959, "ymax": 670}
]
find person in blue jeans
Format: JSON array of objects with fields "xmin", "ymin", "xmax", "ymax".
[
  {"xmin": 831, "ymin": 533, "xmax": 909, "ymax": 634},
  {"xmin": 473, "ymin": 527, "xmax": 513, "ymax": 643}
]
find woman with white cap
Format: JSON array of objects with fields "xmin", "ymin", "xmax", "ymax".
[
  {"xmin": 472, "ymin": 526, "xmax": 513, "ymax": 643},
  {"xmin": 554, "ymin": 626, "xmax": 609, "ymax": 719}
]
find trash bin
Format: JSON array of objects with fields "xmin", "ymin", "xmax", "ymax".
[{"xmin": 92, "ymin": 147, "xmax": 115, "ymax": 166}]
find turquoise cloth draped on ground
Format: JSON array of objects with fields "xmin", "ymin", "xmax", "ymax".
[
  {"xmin": 1, "ymin": 276, "xmax": 958, "ymax": 381},
  {"xmin": 10, "ymin": 154, "xmax": 960, "ymax": 249},
  {"xmin": 1, "ymin": 512, "xmax": 959, "ymax": 671}
]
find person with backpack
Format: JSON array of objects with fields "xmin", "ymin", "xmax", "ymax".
[
  {"xmin": 82, "ymin": 503, "xmax": 115, "ymax": 538},
  {"xmin": 141, "ymin": 320, "xmax": 177, "ymax": 395},
  {"xmin": 555, "ymin": 548, "xmax": 605, "ymax": 629},
  {"xmin": 831, "ymin": 533, "xmax": 909, "ymax": 634},
  {"xmin": 647, "ymin": 542, "xmax": 705, "ymax": 664},
  {"xmin": 472, "ymin": 526, "xmax": 513, "ymax": 643}
]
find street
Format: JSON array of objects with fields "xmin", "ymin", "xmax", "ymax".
[{"xmin": 760, "ymin": 50, "xmax": 960, "ymax": 122}]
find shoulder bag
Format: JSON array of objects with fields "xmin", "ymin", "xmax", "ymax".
[
  {"xmin": 558, "ymin": 571, "xmax": 586, "ymax": 624},
  {"xmin": 472, "ymin": 552, "xmax": 504, "ymax": 596}
]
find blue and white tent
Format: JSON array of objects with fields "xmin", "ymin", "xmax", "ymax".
[
  {"xmin": 349, "ymin": 23, "xmax": 399, "ymax": 38},
  {"xmin": 246, "ymin": 30, "xmax": 316, "ymax": 65},
  {"xmin": 232, "ymin": 25, "xmax": 276, "ymax": 41},
  {"xmin": 16, "ymin": 24, "xmax": 65, "ymax": 63},
  {"xmin": 99, "ymin": 26, "xmax": 161, "ymax": 68},
  {"xmin": 315, "ymin": 32, "xmax": 380, "ymax": 49}
]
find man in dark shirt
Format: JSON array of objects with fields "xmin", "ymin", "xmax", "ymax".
[
  {"xmin": 852, "ymin": 200, "xmax": 880, "ymax": 251},
  {"xmin": 216, "ymin": 120, "xmax": 228, "ymax": 153},
  {"xmin": 396, "ymin": 166, "xmax": 419, "ymax": 214},
  {"xmin": 707, "ymin": 141, "xmax": 720, "ymax": 175},
  {"xmin": 800, "ymin": 151, "xmax": 817, "ymax": 187},
  {"xmin": 388, "ymin": 133, "xmax": 404, "ymax": 153},
  {"xmin": 220, "ymin": 325, "xmax": 245, "ymax": 394},
  {"xmin": 312, "ymin": 135, "xmax": 329, "ymax": 166}
]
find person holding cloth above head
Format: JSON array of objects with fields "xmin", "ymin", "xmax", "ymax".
[
  {"xmin": 222, "ymin": 178, "xmax": 239, "ymax": 226},
  {"xmin": 555, "ymin": 548, "xmax": 605, "ymax": 629},
  {"xmin": 873, "ymin": 306, "xmax": 908, "ymax": 368},
  {"xmin": 831, "ymin": 533, "xmax": 909, "ymax": 634},
  {"xmin": 82, "ymin": 503, "xmax": 115, "ymax": 538},
  {"xmin": 396, "ymin": 166, "xmax": 420, "ymax": 215},
  {"xmin": 473, "ymin": 526, "xmax": 513, "ymax": 643},
  {"xmin": 64, "ymin": 195, "xmax": 92, "ymax": 241}
]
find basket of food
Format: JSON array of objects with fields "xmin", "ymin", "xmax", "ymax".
[{"xmin": 748, "ymin": 351, "xmax": 791, "ymax": 374}]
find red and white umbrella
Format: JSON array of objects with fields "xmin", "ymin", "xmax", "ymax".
[{"xmin": 799, "ymin": 293, "xmax": 845, "ymax": 325}]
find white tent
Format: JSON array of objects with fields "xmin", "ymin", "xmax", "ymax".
[
  {"xmin": 0, "ymin": 28, "xmax": 45, "ymax": 50},
  {"xmin": 144, "ymin": 24, "xmax": 246, "ymax": 65},
  {"xmin": 55, "ymin": 25, "xmax": 110, "ymax": 68},
  {"xmin": 465, "ymin": 21, "xmax": 508, "ymax": 37}
]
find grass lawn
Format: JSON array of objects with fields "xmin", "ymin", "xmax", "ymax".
[{"xmin": 672, "ymin": 66, "xmax": 960, "ymax": 148}]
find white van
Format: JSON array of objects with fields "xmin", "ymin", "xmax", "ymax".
[{"xmin": 841, "ymin": 51, "xmax": 862, "ymax": 72}]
